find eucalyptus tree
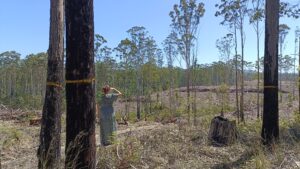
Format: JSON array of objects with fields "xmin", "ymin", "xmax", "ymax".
[
  {"xmin": 215, "ymin": 0, "xmax": 249, "ymax": 122},
  {"xmin": 127, "ymin": 26, "xmax": 150, "ymax": 120},
  {"xmin": 296, "ymin": 28, "xmax": 300, "ymax": 113},
  {"xmin": 115, "ymin": 38, "xmax": 135, "ymax": 119},
  {"xmin": 248, "ymin": 0, "xmax": 264, "ymax": 119},
  {"xmin": 163, "ymin": 32, "xmax": 179, "ymax": 114},
  {"xmin": 143, "ymin": 36, "xmax": 162, "ymax": 109},
  {"xmin": 216, "ymin": 33, "xmax": 234, "ymax": 85},
  {"xmin": 279, "ymin": 2, "xmax": 300, "ymax": 18},
  {"xmin": 278, "ymin": 24, "xmax": 290, "ymax": 101},
  {"xmin": 65, "ymin": 0, "xmax": 96, "ymax": 168},
  {"xmin": 0, "ymin": 51, "xmax": 20, "ymax": 103},
  {"xmin": 281, "ymin": 55, "xmax": 293, "ymax": 81},
  {"xmin": 38, "ymin": 0, "xmax": 64, "ymax": 168},
  {"xmin": 292, "ymin": 29, "xmax": 300, "ymax": 98},
  {"xmin": 169, "ymin": 0, "xmax": 205, "ymax": 122},
  {"xmin": 262, "ymin": 0, "xmax": 279, "ymax": 145},
  {"xmin": 94, "ymin": 34, "xmax": 111, "ymax": 88}
]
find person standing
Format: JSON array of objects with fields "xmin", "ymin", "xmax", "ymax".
[{"xmin": 100, "ymin": 85, "xmax": 122, "ymax": 146}]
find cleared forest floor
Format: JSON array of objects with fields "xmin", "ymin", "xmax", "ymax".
[{"xmin": 1, "ymin": 81, "xmax": 300, "ymax": 169}]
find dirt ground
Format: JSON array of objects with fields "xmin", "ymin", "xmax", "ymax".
[{"xmin": 1, "ymin": 81, "xmax": 300, "ymax": 169}]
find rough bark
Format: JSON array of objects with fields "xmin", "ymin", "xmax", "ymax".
[
  {"xmin": 298, "ymin": 37, "xmax": 300, "ymax": 114},
  {"xmin": 38, "ymin": 0, "xmax": 64, "ymax": 168},
  {"xmin": 65, "ymin": 0, "xmax": 96, "ymax": 168},
  {"xmin": 262, "ymin": 0, "xmax": 279, "ymax": 145},
  {"xmin": 208, "ymin": 116, "xmax": 237, "ymax": 146}
]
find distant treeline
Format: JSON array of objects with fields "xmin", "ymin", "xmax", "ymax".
[{"xmin": 0, "ymin": 50, "xmax": 295, "ymax": 109}]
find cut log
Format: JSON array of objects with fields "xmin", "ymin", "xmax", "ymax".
[{"xmin": 208, "ymin": 116, "xmax": 237, "ymax": 146}]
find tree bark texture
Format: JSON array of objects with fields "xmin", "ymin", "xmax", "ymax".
[
  {"xmin": 208, "ymin": 116, "xmax": 237, "ymax": 146},
  {"xmin": 65, "ymin": 0, "xmax": 96, "ymax": 168},
  {"xmin": 38, "ymin": 0, "xmax": 64, "ymax": 168},
  {"xmin": 298, "ymin": 37, "xmax": 300, "ymax": 114},
  {"xmin": 262, "ymin": 0, "xmax": 279, "ymax": 145}
]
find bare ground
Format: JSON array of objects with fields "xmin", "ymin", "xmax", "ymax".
[{"xmin": 1, "ymin": 81, "xmax": 300, "ymax": 169}]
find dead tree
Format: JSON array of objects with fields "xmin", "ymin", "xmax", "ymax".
[{"xmin": 208, "ymin": 116, "xmax": 237, "ymax": 146}]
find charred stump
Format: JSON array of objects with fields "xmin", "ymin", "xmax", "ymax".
[{"xmin": 208, "ymin": 116, "xmax": 237, "ymax": 146}]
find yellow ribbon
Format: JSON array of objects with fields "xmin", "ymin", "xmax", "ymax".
[
  {"xmin": 65, "ymin": 78, "xmax": 95, "ymax": 84},
  {"xmin": 264, "ymin": 86, "xmax": 277, "ymax": 89},
  {"xmin": 46, "ymin": 82, "xmax": 63, "ymax": 88}
]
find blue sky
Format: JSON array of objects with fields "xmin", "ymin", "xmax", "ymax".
[{"xmin": 0, "ymin": 0, "xmax": 299, "ymax": 66}]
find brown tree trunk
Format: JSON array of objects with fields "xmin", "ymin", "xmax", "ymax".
[
  {"xmin": 257, "ymin": 21, "xmax": 260, "ymax": 119},
  {"xmin": 262, "ymin": 0, "xmax": 279, "ymax": 145},
  {"xmin": 38, "ymin": 0, "xmax": 64, "ymax": 168},
  {"xmin": 65, "ymin": 0, "xmax": 96, "ymax": 168},
  {"xmin": 136, "ymin": 71, "xmax": 141, "ymax": 120},
  {"xmin": 234, "ymin": 25, "xmax": 240, "ymax": 123},
  {"xmin": 298, "ymin": 37, "xmax": 300, "ymax": 114},
  {"xmin": 240, "ymin": 17, "xmax": 245, "ymax": 123}
]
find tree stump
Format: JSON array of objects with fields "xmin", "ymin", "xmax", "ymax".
[{"xmin": 208, "ymin": 116, "xmax": 237, "ymax": 146}]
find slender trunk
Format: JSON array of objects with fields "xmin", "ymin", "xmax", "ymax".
[
  {"xmin": 279, "ymin": 42, "xmax": 283, "ymax": 102},
  {"xmin": 136, "ymin": 70, "xmax": 141, "ymax": 120},
  {"xmin": 38, "ymin": 0, "xmax": 64, "ymax": 168},
  {"xmin": 187, "ymin": 67, "xmax": 190, "ymax": 123},
  {"xmin": 65, "ymin": 0, "xmax": 96, "ymax": 168},
  {"xmin": 262, "ymin": 0, "xmax": 279, "ymax": 145},
  {"xmin": 234, "ymin": 25, "xmax": 240, "ymax": 123},
  {"xmin": 293, "ymin": 38, "xmax": 297, "ymax": 99},
  {"xmin": 298, "ymin": 37, "xmax": 300, "ymax": 114},
  {"xmin": 240, "ymin": 18, "xmax": 245, "ymax": 123},
  {"xmin": 257, "ymin": 21, "xmax": 260, "ymax": 119}
]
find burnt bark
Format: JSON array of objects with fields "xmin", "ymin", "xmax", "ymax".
[
  {"xmin": 262, "ymin": 0, "xmax": 279, "ymax": 145},
  {"xmin": 38, "ymin": 0, "xmax": 64, "ymax": 168},
  {"xmin": 65, "ymin": 0, "xmax": 96, "ymax": 168},
  {"xmin": 208, "ymin": 116, "xmax": 237, "ymax": 146}
]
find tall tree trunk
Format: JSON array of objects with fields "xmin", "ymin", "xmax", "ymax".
[
  {"xmin": 298, "ymin": 37, "xmax": 300, "ymax": 114},
  {"xmin": 187, "ymin": 66, "xmax": 191, "ymax": 123},
  {"xmin": 234, "ymin": 25, "xmax": 240, "ymax": 123},
  {"xmin": 293, "ymin": 38, "xmax": 297, "ymax": 99},
  {"xmin": 279, "ymin": 40, "xmax": 282, "ymax": 102},
  {"xmin": 240, "ymin": 18, "xmax": 245, "ymax": 123},
  {"xmin": 38, "ymin": 0, "xmax": 64, "ymax": 168},
  {"xmin": 186, "ymin": 27, "xmax": 191, "ymax": 124},
  {"xmin": 136, "ymin": 70, "xmax": 141, "ymax": 120},
  {"xmin": 257, "ymin": 21, "xmax": 260, "ymax": 119},
  {"xmin": 262, "ymin": 0, "xmax": 279, "ymax": 145},
  {"xmin": 65, "ymin": 0, "xmax": 96, "ymax": 168}
]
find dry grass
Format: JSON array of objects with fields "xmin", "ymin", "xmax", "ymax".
[{"xmin": 1, "ymin": 81, "xmax": 300, "ymax": 169}]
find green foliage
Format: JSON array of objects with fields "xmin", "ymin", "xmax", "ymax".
[{"xmin": 0, "ymin": 51, "xmax": 47, "ymax": 110}]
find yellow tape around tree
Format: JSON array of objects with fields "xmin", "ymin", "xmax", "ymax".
[
  {"xmin": 65, "ymin": 78, "xmax": 95, "ymax": 84},
  {"xmin": 263, "ymin": 86, "xmax": 278, "ymax": 89},
  {"xmin": 46, "ymin": 82, "xmax": 63, "ymax": 88}
]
